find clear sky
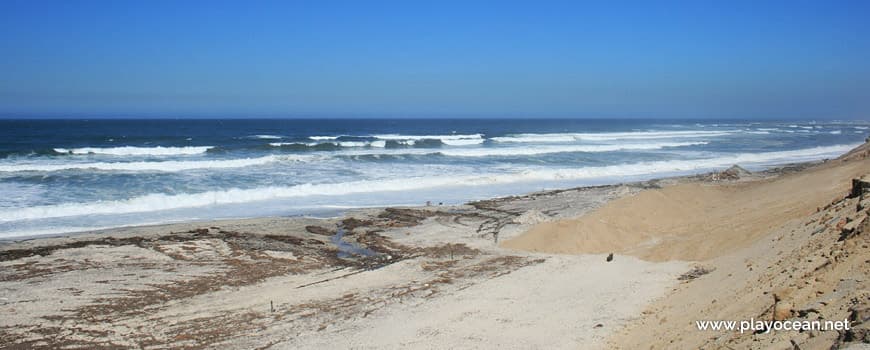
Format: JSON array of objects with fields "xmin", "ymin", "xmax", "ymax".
[{"xmin": 1, "ymin": 0, "xmax": 869, "ymax": 119}]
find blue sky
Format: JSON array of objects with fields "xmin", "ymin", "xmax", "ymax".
[{"xmin": 1, "ymin": 0, "xmax": 868, "ymax": 119}]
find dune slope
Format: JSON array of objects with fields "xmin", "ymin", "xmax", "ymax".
[
  {"xmin": 505, "ymin": 140, "xmax": 870, "ymax": 349},
  {"xmin": 503, "ymin": 145, "xmax": 870, "ymax": 262}
]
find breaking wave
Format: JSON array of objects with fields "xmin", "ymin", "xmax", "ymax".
[
  {"xmin": 372, "ymin": 133, "xmax": 484, "ymax": 141},
  {"xmin": 269, "ymin": 141, "xmax": 387, "ymax": 148},
  {"xmin": 309, "ymin": 136, "xmax": 343, "ymax": 140},
  {"xmin": 0, "ymin": 155, "xmax": 311, "ymax": 173},
  {"xmin": 53, "ymin": 146, "xmax": 214, "ymax": 156},
  {"xmin": 491, "ymin": 130, "xmax": 732, "ymax": 143},
  {"xmin": 1, "ymin": 144, "xmax": 854, "ymax": 222},
  {"xmin": 438, "ymin": 141, "xmax": 706, "ymax": 157}
]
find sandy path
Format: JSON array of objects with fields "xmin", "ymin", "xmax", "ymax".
[{"xmin": 282, "ymin": 254, "xmax": 686, "ymax": 350}]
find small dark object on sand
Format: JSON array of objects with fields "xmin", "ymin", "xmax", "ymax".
[
  {"xmin": 606, "ymin": 253, "xmax": 613, "ymax": 262},
  {"xmin": 188, "ymin": 228, "xmax": 209, "ymax": 235},
  {"xmin": 678, "ymin": 266, "xmax": 713, "ymax": 281}
]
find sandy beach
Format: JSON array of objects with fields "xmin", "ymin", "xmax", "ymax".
[
  {"xmin": 3, "ymin": 1, "xmax": 869, "ymax": 348},
  {"xmin": 1, "ymin": 140, "xmax": 868, "ymax": 349}
]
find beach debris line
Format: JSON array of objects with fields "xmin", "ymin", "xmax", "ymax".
[
  {"xmin": 377, "ymin": 207, "xmax": 442, "ymax": 227},
  {"xmin": 677, "ymin": 266, "xmax": 713, "ymax": 281},
  {"xmin": 469, "ymin": 198, "xmax": 525, "ymax": 244}
]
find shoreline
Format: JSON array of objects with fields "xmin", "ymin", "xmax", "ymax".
[
  {"xmin": 0, "ymin": 158, "xmax": 820, "ymax": 246},
  {"xmin": 5, "ymin": 138, "xmax": 862, "ymax": 243},
  {"xmin": 1, "ymin": 144, "xmax": 867, "ymax": 349}
]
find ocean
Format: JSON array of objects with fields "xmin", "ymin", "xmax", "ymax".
[{"xmin": 0, "ymin": 118, "xmax": 867, "ymax": 239}]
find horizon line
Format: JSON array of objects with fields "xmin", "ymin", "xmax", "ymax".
[{"xmin": 0, "ymin": 114, "xmax": 864, "ymax": 121}]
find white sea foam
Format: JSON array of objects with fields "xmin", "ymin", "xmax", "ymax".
[
  {"xmin": 268, "ymin": 142, "xmax": 309, "ymax": 147},
  {"xmin": 2, "ymin": 144, "xmax": 855, "ymax": 223},
  {"xmin": 491, "ymin": 130, "xmax": 732, "ymax": 143},
  {"xmin": 270, "ymin": 141, "xmax": 386, "ymax": 148},
  {"xmin": 249, "ymin": 135, "xmax": 282, "ymax": 139},
  {"xmin": 310, "ymin": 136, "xmax": 343, "ymax": 140},
  {"xmin": 329, "ymin": 141, "xmax": 705, "ymax": 158},
  {"xmin": 337, "ymin": 141, "xmax": 369, "ymax": 147},
  {"xmin": 855, "ymin": 126, "xmax": 869, "ymax": 130},
  {"xmin": 491, "ymin": 134, "xmax": 577, "ymax": 143},
  {"xmin": 438, "ymin": 141, "xmax": 706, "ymax": 157},
  {"xmin": 0, "ymin": 155, "xmax": 308, "ymax": 172},
  {"xmin": 0, "ymin": 178, "xmax": 467, "ymax": 221},
  {"xmin": 53, "ymin": 146, "xmax": 213, "ymax": 156},
  {"xmin": 373, "ymin": 134, "xmax": 484, "ymax": 141},
  {"xmin": 441, "ymin": 138, "xmax": 486, "ymax": 146},
  {"xmin": 0, "ymin": 225, "xmax": 126, "ymax": 238},
  {"xmin": 830, "ymin": 130, "xmax": 842, "ymax": 134}
]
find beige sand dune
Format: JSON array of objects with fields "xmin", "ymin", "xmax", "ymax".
[{"xmin": 503, "ymin": 150, "xmax": 870, "ymax": 262}]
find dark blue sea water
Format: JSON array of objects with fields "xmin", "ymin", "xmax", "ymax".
[{"xmin": 0, "ymin": 118, "xmax": 867, "ymax": 238}]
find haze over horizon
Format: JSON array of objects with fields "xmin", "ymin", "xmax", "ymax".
[{"xmin": 1, "ymin": 1, "xmax": 869, "ymax": 119}]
